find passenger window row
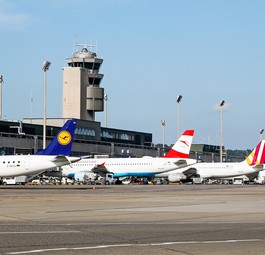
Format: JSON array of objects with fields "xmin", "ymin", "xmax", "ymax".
[{"xmin": 2, "ymin": 161, "xmax": 20, "ymax": 164}]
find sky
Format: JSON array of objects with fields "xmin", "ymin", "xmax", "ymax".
[{"xmin": 0, "ymin": 0, "xmax": 265, "ymax": 150}]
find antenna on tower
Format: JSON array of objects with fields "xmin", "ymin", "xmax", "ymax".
[{"xmin": 76, "ymin": 43, "xmax": 95, "ymax": 51}]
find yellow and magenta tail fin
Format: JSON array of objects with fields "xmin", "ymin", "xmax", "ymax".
[{"xmin": 245, "ymin": 140, "xmax": 265, "ymax": 166}]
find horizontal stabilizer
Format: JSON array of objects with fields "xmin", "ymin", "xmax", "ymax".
[
  {"xmin": 252, "ymin": 164, "xmax": 264, "ymax": 171},
  {"xmin": 173, "ymin": 159, "xmax": 188, "ymax": 166},
  {"xmin": 50, "ymin": 155, "xmax": 70, "ymax": 165},
  {"xmin": 182, "ymin": 168, "xmax": 198, "ymax": 178},
  {"xmin": 50, "ymin": 155, "xmax": 80, "ymax": 165},
  {"xmin": 173, "ymin": 159, "xmax": 197, "ymax": 169},
  {"xmin": 91, "ymin": 163, "xmax": 110, "ymax": 174}
]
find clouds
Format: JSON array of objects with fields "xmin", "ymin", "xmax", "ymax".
[{"xmin": 0, "ymin": 1, "xmax": 30, "ymax": 30}]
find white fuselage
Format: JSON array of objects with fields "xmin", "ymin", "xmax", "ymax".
[
  {"xmin": 156, "ymin": 161, "xmax": 263, "ymax": 179},
  {"xmin": 62, "ymin": 157, "xmax": 196, "ymax": 178},
  {"xmin": 0, "ymin": 155, "xmax": 79, "ymax": 177}
]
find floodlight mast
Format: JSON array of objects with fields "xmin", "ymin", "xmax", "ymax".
[
  {"xmin": 177, "ymin": 95, "xmax": 182, "ymax": 103},
  {"xmin": 176, "ymin": 95, "xmax": 182, "ymax": 139},
  {"xmin": 219, "ymin": 100, "xmax": 225, "ymax": 162},
  {"xmin": 42, "ymin": 61, "xmax": 51, "ymax": 72},
  {"xmin": 42, "ymin": 61, "xmax": 51, "ymax": 149}
]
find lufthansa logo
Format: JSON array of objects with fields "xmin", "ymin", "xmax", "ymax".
[{"xmin": 57, "ymin": 131, "xmax": 71, "ymax": 145}]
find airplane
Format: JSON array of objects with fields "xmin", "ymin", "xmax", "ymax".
[
  {"xmin": 156, "ymin": 140, "xmax": 265, "ymax": 182},
  {"xmin": 61, "ymin": 129, "xmax": 196, "ymax": 181},
  {"xmin": 0, "ymin": 119, "xmax": 80, "ymax": 178}
]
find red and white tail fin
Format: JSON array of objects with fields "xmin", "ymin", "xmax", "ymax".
[
  {"xmin": 163, "ymin": 130, "xmax": 194, "ymax": 158},
  {"xmin": 245, "ymin": 140, "xmax": 265, "ymax": 166}
]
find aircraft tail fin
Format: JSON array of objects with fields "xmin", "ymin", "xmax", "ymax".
[
  {"xmin": 36, "ymin": 119, "xmax": 77, "ymax": 156},
  {"xmin": 163, "ymin": 130, "xmax": 194, "ymax": 158},
  {"xmin": 245, "ymin": 140, "xmax": 265, "ymax": 166}
]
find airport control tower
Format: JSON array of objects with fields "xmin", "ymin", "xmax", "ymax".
[{"xmin": 62, "ymin": 44, "xmax": 104, "ymax": 121}]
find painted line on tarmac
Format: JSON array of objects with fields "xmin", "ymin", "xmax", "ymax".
[
  {"xmin": 7, "ymin": 239, "xmax": 265, "ymax": 254},
  {"xmin": 1, "ymin": 221, "xmax": 263, "ymax": 226},
  {"xmin": 0, "ymin": 231, "xmax": 80, "ymax": 234}
]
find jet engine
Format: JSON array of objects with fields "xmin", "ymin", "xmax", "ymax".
[{"xmin": 168, "ymin": 173, "xmax": 186, "ymax": 183}]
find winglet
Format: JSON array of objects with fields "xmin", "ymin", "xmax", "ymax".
[
  {"xmin": 245, "ymin": 140, "xmax": 265, "ymax": 166},
  {"xmin": 163, "ymin": 130, "xmax": 194, "ymax": 158},
  {"xmin": 36, "ymin": 119, "xmax": 77, "ymax": 156}
]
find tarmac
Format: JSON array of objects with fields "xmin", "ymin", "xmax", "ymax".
[{"xmin": 0, "ymin": 184, "xmax": 265, "ymax": 254}]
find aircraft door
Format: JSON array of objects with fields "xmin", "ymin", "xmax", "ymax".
[
  {"xmin": 24, "ymin": 155, "xmax": 30, "ymax": 171},
  {"xmin": 157, "ymin": 160, "xmax": 164, "ymax": 170}
]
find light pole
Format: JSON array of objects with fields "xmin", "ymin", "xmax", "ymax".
[
  {"xmin": 161, "ymin": 120, "xmax": 166, "ymax": 154},
  {"xmin": 42, "ymin": 61, "xmax": 51, "ymax": 149},
  {"xmin": 0, "ymin": 75, "xmax": 3, "ymax": 120},
  {"xmin": 219, "ymin": 100, "xmax": 225, "ymax": 162},
  {"xmin": 260, "ymin": 128, "xmax": 264, "ymax": 141},
  {"xmin": 176, "ymin": 95, "xmax": 182, "ymax": 139},
  {"xmin": 104, "ymin": 94, "xmax": 108, "ymax": 127}
]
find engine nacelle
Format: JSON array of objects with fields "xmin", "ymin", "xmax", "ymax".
[{"xmin": 168, "ymin": 173, "xmax": 186, "ymax": 183}]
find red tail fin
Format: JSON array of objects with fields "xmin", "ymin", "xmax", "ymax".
[{"xmin": 163, "ymin": 130, "xmax": 194, "ymax": 158}]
